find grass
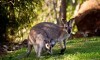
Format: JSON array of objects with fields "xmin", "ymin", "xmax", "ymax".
[{"xmin": 0, "ymin": 37, "xmax": 100, "ymax": 60}]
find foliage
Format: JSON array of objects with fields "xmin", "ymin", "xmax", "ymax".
[
  {"xmin": 0, "ymin": 37, "xmax": 100, "ymax": 60},
  {"xmin": 0, "ymin": 0, "xmax": 43, "ymax": 42},
  {"xmin": 0, "ymin": 0, "xmax": 85, "ymax": 42}
]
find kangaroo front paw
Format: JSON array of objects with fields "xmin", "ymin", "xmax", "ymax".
[{"xmin": 59, "ymin": 48, "xmax": 66, "ymax": 55}]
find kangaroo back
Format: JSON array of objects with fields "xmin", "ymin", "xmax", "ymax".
[{"xmin": 32, "ymin": 22, "xmax": 62, "ymax": 39}]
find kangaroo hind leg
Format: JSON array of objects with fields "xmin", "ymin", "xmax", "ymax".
[
  {"xmin": 26, "ymin": 44, "xmax": 33, "ymax": 57},
  {"xmin": 59, "ymin": 39, "xmax": 66, "ymax": 54},
  {"xmin": 36, "ymin": 45, "xmax": 42, "ymax": 58}
]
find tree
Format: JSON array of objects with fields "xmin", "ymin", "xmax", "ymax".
[
  {"xmin": 0, "ymin": 0, "xmax": 42, "ymax": 43},
  {"xmin": 61, "ymin": 0, "xmax": 67, "ymax": 21},
  {"xmin": 56, "ymin": 0, "xmax": 67, "ymax": 25}
]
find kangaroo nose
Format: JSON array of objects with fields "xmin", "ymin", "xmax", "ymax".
[{"xmin": 68, "ymin": 29, "xmax": 71, "ymax": 34}]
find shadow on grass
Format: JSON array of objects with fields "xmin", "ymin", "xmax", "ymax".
[
  {"xmin": 66, "ymin": 40, "xmax": 100, "ymax": 54},
  {"xmin": 1, "ymin": 37, "xmax": 100, "ymax": 60}
]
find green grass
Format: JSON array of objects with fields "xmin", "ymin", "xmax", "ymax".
[{"xmin": 0, "ymin": 37, "xmax": 100, "ymax": 60}]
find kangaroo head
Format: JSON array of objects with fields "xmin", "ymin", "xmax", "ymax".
[
  {"xmin": 44, "ymin": 40, "xmax": 52, "ymax": 54},
  {"xmin": 45, "ymin": 40, "xmax": 56, "ymax": 49},
  {"xmin": 44, "ymin": 40, "xmax": 51, "ymax": 50},
  {"xmin": 62, "ymin": 18, "xmax": 74, "ymax": 34},
  {"xmin": 50, "ymin": 39, "xmax": 56, "ymax": 47}
]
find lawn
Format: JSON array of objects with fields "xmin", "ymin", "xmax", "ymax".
[{"xmin": 0, "ymin": 37, "xmax": 100, "ymax": 60}]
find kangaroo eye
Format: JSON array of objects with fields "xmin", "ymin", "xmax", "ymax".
[
  {"xmin": 45, "ymin": 44, "xmax": 50, "ymax": 49},
  {"xmin": 47, "ymin": 44, "xmax": 49, "ymax": 47},
  {"xmin": 65, "ymin": 27, "xmax": 67, "ymax": 29}
]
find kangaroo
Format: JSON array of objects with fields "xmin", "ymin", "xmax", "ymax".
[
  {"xmin": 26, "ymin": 19, "xmax": 74, "ymax": 55},
  {"xmin": 36, "ymin": 20, "xmax": 74, "ymax": 54},
  {"xmin": 16, "ymin": 19, "xmax": 74, "ymax": 59}
]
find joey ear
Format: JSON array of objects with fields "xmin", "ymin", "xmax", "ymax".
[
  {"xmin": 44, "ymin": 40, "xmax": 48, "ymax": 43},
  {"xmin": 44, "ymin": 39, "xmax": 50, "ymax": 44}
]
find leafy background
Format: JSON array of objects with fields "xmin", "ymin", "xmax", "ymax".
[{"xmin": 0, "ymin": 0, "xmax": 83, "ymax": 43}]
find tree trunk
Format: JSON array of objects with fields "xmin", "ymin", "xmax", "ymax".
[
  {"xmin": 61, "ymin": 0, "xmax": 67, "ymax": 20},
  {"xmin": 60, "ymin": 0, "xmax": 67, "ymax": 24}
]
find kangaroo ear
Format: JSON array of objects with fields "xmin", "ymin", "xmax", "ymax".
[
  {"xmin": 62, "ymin": 19, "xmax": 67, "ymax": 24},
  {"xmin": 68, "ymin": 18, "xmax": 75, "ymax": 25},
  {"xmin": 61, "ymin": 19, "xmax": 67, "ymax": 27},
  {"xmin": 66, "ymin": 18, "xmax": 75, "ymax": 28}
]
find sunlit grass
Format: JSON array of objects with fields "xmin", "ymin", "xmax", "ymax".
[{"xmin": 0, "ymin": 37, "xmax": 100, "ymax": 60}]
